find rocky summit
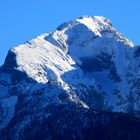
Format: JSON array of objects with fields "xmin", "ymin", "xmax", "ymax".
[{"xmin": 0, "ymin": 16, "xmax": 140, "ymax": 140}]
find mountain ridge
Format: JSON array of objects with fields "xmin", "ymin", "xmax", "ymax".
[{"xmin": 0, "ymin": 16, "xmax": 140, "ymax": 140}]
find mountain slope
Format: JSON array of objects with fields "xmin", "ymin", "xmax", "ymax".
[{"xmin": 0, "ymin": 16, "xmax": 140, "ymax": 140}]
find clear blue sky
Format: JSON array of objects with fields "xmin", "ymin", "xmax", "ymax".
[{"xmin": 0, "ymin": 0, "xmax": 140, "ymax": 65}]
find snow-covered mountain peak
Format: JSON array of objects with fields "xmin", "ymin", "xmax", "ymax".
[
  {"xmin": 3, "ymin": 37, "xmax": 75, "ymax": 84},
  {"xmin": 0, "ymin": 16, "xmax": 138, "ymax": 108},
  {"xmin": 56, "ymin": 16, "xmax": 113, "ymax": 32},
  {"xmin": 55, "ymin": 16, "xmax": 133, "ymax": 46},
  {"xmin": 2, "ymin": 16, "xmax": 135, "ymax": 86},
  {"xmin": 0, "ymin": 16, "xmax": 140, "ymax": 139}
]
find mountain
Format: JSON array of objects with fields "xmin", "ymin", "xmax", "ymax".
[{"xmin": 0, "ymin": 16, "xmax": 140, "ymax": 140}]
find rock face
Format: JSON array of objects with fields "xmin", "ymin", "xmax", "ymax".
[{"xmin": 0, "ymin": 16, "xmax": 140, "ymax": 140}]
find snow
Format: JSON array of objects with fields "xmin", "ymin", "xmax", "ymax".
[
  {"xmin": 77, "ymin": 17, "xmax": 102, "ymax": 36},
  {"xmin": 11, "ymin": 36, "xmax": 75, "ymax": 84},
  {"xmin": 0, "ymin": 15, "xmax": 139, "ymax": 117},
  {"xmin": 92, "ymin": 70, "xmax": 121, "ymax": 111}
]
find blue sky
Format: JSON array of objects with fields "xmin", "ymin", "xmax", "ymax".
[{"xmin": 0, "ymin": 0, "xmax": 140, "ymax": 65}]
